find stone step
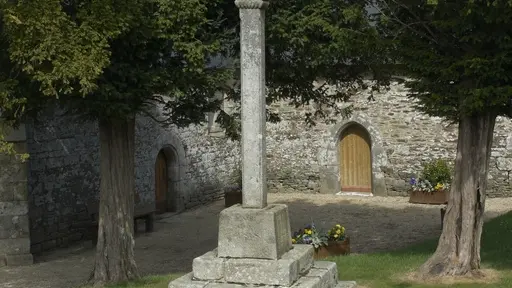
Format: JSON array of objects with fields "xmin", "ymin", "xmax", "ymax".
[
  {"xmin": 336, "ymin": 281, "xmax": 358, "ymax": 288},
  {"xmin": 193, "ymin": 245, "xmax": 314, "ymax": 286},
  {"xmin": 170, "ymin": 258, "xmax": 354, "ymax": 288}
]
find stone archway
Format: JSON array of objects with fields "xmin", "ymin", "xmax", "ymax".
[
  {"xmin": 338, "ymin": 123, "xmax": 372, "ymax": 193},
  {"xmin": 153, "ymin": 132, "xmax": 187, "ymax": 213},
  {"xmin": 318, "ymin": 113, "xmax": 388, "ymax": 195},
  {"xmin": 154, "ymin": 147, "xmax": 179, "ymax": 213}
]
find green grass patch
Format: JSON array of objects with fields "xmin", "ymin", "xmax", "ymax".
[
  {"xmin": 333, "ymin": 211, "xmax": 512, "ymax": 287},
  {"xmin": 100, "ymin": 211, "xmax": 512, "ymax": 288}
]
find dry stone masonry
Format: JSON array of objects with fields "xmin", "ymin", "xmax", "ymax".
[{"xmin": 266, "ymin": 81, "xmax": 512, "ymax": 197}]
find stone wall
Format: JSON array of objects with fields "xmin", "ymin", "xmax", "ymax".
[
  {"xmin": 26, "ymin": 108, "xmax": 240, "ymax": 254},
  {"xmin": 0, "ymin": 125, "xmax": 33, "ymax": 266},
  {"xmin": 266, "ymin": 81, "xmax": 512, "ymax": 197}
]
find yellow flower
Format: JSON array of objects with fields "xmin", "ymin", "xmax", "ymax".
[
  {"xmin": 335, "ymin": 224, "xmax": 341, "ymax": 228},
  {"xmin": 292, "ymin": 238, "xmax": 296, "ymax": 244},
  {"xmin": 336, "ymin": 229, "xmax": 341, "ymax": 234},
  {"xmin": 307, "ymin": 230, "xmax": 312, "ymax": 235},
  {"xmin": 341, "ymin": 227, "xmax": 345, "ymax": 233},
  {"xmin": 334, "ymin": 234, "xmax": 339, "ymax": 238}
]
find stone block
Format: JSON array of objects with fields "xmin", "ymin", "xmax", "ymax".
[
  {"xmin": 4, "ymin": 253, "xmax": 33, "ymax": 266},
  {"xmin": 205, "ymin": 284, "xmax": 252, "ymax": 288},
  {"xmin": 0, "ymin": 238, "xmax": 30, "ymax": 254},
  {"xmin": 307, "ymin": 261, "xmax": 338, "ymax": 287},
  {"xmin": 168, "ymin": 272, "xmax": 209, "ymax": 288},
  {"xmin": 2, "ymin": 124, "xmax": 27, "ymax": 142},
  {"xmin": 335, "ymin": 281, "xmax": 358, "ymax": 288},
  {"xmin": 282, "ymin": 244, "xmax": 314, "ymax": 273},
  {"xmin": 12, "ymin": 181, "xmax": 28, "ymax": 201},
  {"xmin": 0, "ymin": 215, "xmax": 30, "ymax": 239},
  {"xmin": 193, "ymin": 249, "xmax": 225, "ymax": 280},
  {"xmin": 319, "ymin": 167, "xmax": 339, "ymax": 194},
  {"xmin": 217, "ymin": 204, "xmax": 292, "ymax": 259},
  {"xmin": 0, "ymin": 201, "xmax": 29, "ymax": 216},
  {"xmin": 291, "ymin": 276, "xmax": 322, "ymax": 288},
  {"xmin": 224, "ymin": 257, "xmax": 299, "ymax": 286}
]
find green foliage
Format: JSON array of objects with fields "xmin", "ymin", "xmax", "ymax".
[
  {"xmin": 1, "ymin": 0, "xmax": 389, "ymax": 140},
  {"xmin": 216, "ymin": 0, "xmax": 392, "ymax": 136},
  {"xmin": 376, "ymin": 0, "xmax": 512, "ymax": 120},
  {"xmin": 421, "ymin": 159, "xmax": 452, "ymax": 185},
  {"xmin": 1, "ymin": 0, "xmax": 233, "ymax": 127}
]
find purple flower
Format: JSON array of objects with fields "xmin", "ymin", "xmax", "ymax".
[
  {"xmin": 303, "ymin": 236, "xmax": 312, "ymax": 244},
  {"xmin": 409, "ymin": 178, "xmax": 417, "ymax": 185}
]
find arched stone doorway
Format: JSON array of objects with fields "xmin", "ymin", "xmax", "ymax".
[
  {"xmin": 154, "ymin": 147, "xmax": 178, "ymax": 214},
  {"xmin": 338, "ymin": 124, "xmax": 372, "ymax": 193}
]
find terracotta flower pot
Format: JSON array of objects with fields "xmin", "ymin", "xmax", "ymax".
[
  {"xmin": 313, "ymin": 237, "xmax": 350, "ymax": 260},
  {"xmin": 409, "ymin": 189, "xmax": 448, "ymax": 205}
]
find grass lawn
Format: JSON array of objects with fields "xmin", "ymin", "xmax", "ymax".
[{"xmin": 105, "ymin": 211, "xmax": 512, "ymax": 288}]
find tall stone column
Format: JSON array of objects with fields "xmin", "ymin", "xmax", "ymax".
[
  {"xmin": 238, "ymin": 0, "xmax": 268, "ymax": 209},
  {"xmin": 168, "ymin": 0, "xmax": 355, "ymax": 286}
]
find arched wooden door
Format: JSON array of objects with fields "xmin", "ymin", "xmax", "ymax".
[
  {"xmin": 155, "ymin": 150, "xmax": 168, "ymax": 214},
  {"xmin": 338, "ymin": 125, "xmax": 372, "ymax": 193}
]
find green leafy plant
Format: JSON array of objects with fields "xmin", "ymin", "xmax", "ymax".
[
  {"xmin": 292, "ymin": 223, "xmax": 347, "ymax": 249},
  {"xmin": 421, "ymin": 159, "xmax": 452, "ymax": 186},
  {"xmin": 409, "ymin": 159, "xmax": 453, "ymax": 193}
]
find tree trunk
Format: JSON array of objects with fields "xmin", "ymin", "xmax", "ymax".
[
  {"xmin": 93, "ymin": 117, "xmax": 139, "ymax": 286},
  {"xmin": 417, "ymin": 113, "xmax": 497, "ymax": 279}
]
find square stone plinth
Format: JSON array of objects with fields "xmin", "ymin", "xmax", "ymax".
[
  {"xmin": 168, "ymin": 259, "xmax": 355, "ymax": 288},
  {"xmin": 193, "ymin": 245, "xmax": 314, "ymax": 286},
  {"xmin": 217, "ymin": 204, "xmax": 292, "ymax": 259}
]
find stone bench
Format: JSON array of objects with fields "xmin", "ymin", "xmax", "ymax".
[{"xmin": 72, "ymin": 201, "xmax": 155, "ymax": 246}]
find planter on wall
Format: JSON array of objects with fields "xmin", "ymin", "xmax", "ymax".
[
  {"xmin": 313, "ymin": 238, "xmax": 350, "ymax": 260},
  {"xmin": 409, "ymin": 189, "xmax": 448, "ymax": 205},
  {"xmin": 224, "ymin": 189, "xmax": 242, "ymax": 208}
]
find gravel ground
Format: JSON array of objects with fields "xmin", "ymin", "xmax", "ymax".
[{"xmin": 1, "ymin": 194, "xmax": 511, "ymax": 288}]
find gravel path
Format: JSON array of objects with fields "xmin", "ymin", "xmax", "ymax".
[{"xmin": 1, "ymin": 194, "xmax": 511, "ymax": 288}]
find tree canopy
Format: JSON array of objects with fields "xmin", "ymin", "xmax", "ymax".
[{"xmin": 377, "ymin": 0, "xmax": 512, "ymax": 120}]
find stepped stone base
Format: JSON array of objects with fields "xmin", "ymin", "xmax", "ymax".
[{"xmin": 169, "ymin": 245, "xmax": 357, "ymax": 288}]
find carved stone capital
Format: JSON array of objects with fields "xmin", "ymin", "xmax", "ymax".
[{"xmin": 235, "ymin": 0, "xmax": 269, "ymax": 9}]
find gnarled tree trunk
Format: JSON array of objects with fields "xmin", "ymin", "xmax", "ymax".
[
  {"xmin": 93, "ymin": 117, "xmax": 139, "ymax": 286},
  {"xmin": 417, "ymin": 113, "xmax": 497, "ymax": 279}
]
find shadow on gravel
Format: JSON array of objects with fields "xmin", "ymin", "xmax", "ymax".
[{"xmin": 0, "ymin": 197, "xmax": 509, "ymax": 288}]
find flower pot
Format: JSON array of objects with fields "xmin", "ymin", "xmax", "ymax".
[
  {"xmin": 313, "ymin": 238, "xmax": 350, "ymax": 260},
  {"xmin": 409, "ymin": 189, "xmax": 448, "ymax": 205},
  {"xmin": 224, "ymin": 189, "xmax": 242, "ymax": 208}
]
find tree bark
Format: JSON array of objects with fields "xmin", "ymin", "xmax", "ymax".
[
  {"xmin": 417, "ymin": 113, "xmax": 497, "ymax": 279},
  {"xmin": 93, "ymin": 117, "xmax": 139, "ymax": 286}
]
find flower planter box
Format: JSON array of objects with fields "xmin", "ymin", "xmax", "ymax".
[
  {"xmin": 224, "ymin": 189, "xmax": 242, "ymax": 208},
  {"xmin": 313, "ymin": 238, "xmax": 350, "ymax": 260},
  {"xmin": 409, "ymin": 189, "xmax": 448, "ymax": 205}
]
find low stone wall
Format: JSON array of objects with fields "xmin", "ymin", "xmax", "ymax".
[{"xmin": 266, "ymin": 81, "xmax": 512, "ymax": 197}]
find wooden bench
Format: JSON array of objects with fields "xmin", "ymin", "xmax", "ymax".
[{"xmin": 73, "ymin": 201, "xmax": 156, "ymax": 247}]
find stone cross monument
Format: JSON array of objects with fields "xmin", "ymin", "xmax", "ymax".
[{"xmin": 168, "ymin": 1, "xmax": 355, "ymax": 287}]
